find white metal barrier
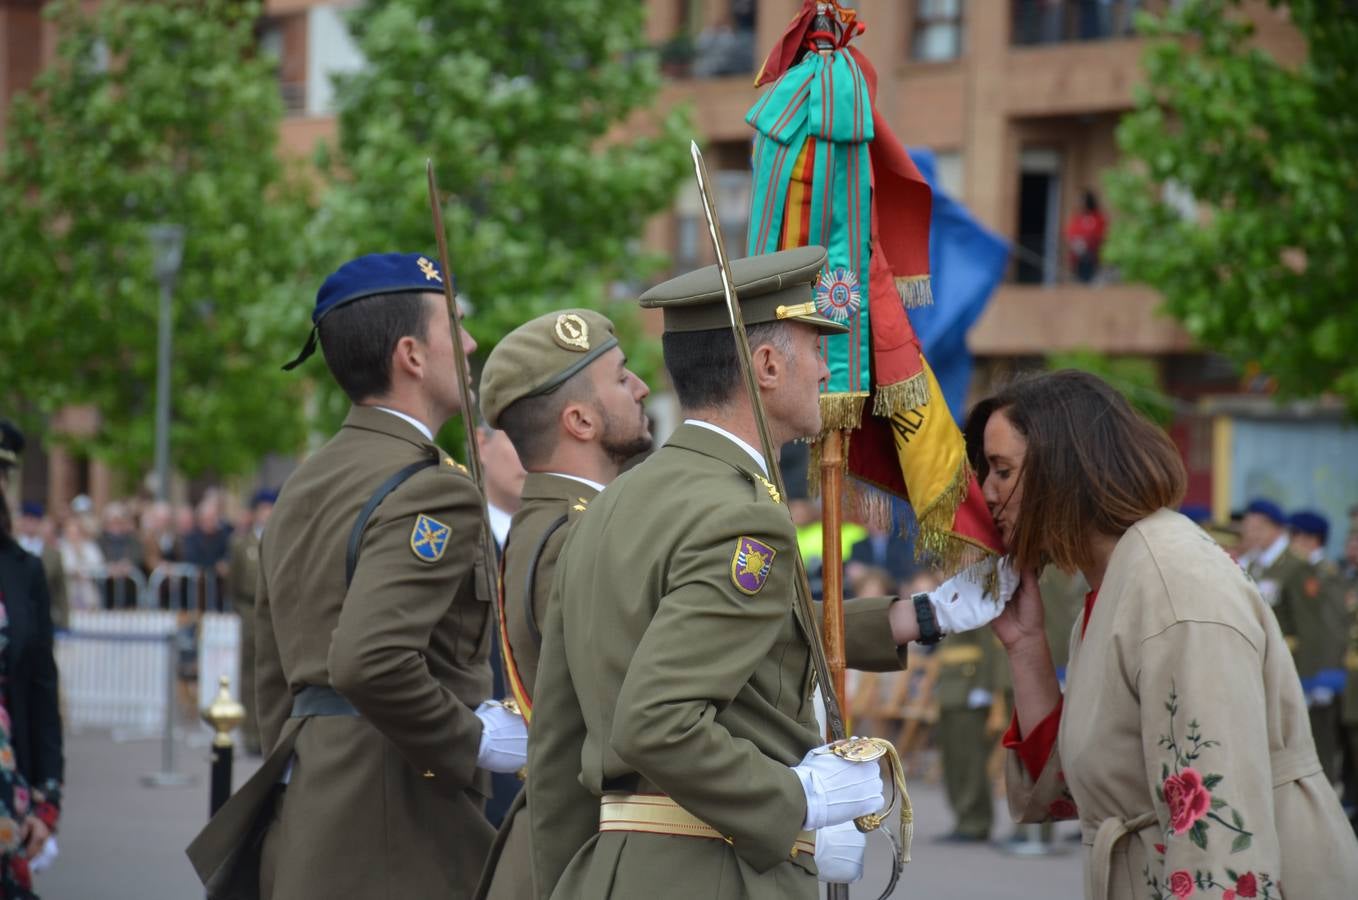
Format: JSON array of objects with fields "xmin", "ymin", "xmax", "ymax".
[
  {"xmin": 56, "ymin": 610, "xmax": 178, "ymax": 736},
  {"xmin": 197, "ymin": 613, "xmax": 242, "ymax": 711}
]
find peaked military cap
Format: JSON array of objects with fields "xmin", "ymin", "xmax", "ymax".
[
  {"xmin": 0, "ymin": 419, "xmax": 24, "ymax": 469},
  {"xmin": 1287, "ymin": 509, "xmax": 1329, "ymax": 542},
  {"xmin": 479, "ymin": 309, "xmax": 619, "ymax": 429},
  {"xmin": 1244, "ymin": 498, "xmax": 1286, "ymax": 525},
  {"xmin": 639, "ymin": 246, "xmax": 848, "ymax": 335},
  {"xmin": 284, "ymin": 252, "xmax": 449, "ymax": 370}
]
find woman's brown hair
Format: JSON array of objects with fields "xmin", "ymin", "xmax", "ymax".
[{"xmin": 963, "ymin": 370, "xmax": 1186, "ymax": 573}]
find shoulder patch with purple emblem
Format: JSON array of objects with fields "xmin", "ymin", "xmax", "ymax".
[{"xmin": 731, "ymin": 536, "xmax": 777, "ymax": 596}]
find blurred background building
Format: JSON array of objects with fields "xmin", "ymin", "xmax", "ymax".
[{"xmin": 4, "ymin": 0, "xmax": 1354, "ymax": 552}]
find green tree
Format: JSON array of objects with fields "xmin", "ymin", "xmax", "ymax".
[
  {"xmin": 0, "ymin": 0, "xmax": 315, "ymax": 482},
  {"xmin": 1105, "ymin": 0, "xmax": 1358, "ymax": 411},
  {"xmin": 309, "ymin": 0, "xmax": 690, "ymax": 430},
  {"xmin": 1046, "ymin": 350, "xmax": 1177, "ymax": 427}
]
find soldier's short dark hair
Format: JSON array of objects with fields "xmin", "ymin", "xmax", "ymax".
[
  {"xmin": 497, "ymin": 375, "xmax": 595, "ymax": 469},
  {"xmin": 318, "ymin": 292, "xmax": 432, "ymax": 403},
  {"xmin": 662, "ymin": 322, "xmax": 790, "ymax": 411}
]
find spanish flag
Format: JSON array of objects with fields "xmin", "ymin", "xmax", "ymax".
[{"xmin": 746, "ymin": 1, "xmax": 1001, "ymax": 567}]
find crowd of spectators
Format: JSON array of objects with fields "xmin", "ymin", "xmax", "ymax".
[{"xmin": 13, "ymin": 489, "xmax": 246, "ymax": 618}]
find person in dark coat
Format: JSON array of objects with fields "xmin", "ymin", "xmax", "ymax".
[{"xmin": 0, "ymin": 420, "xmax": 65, "ymax": 898}]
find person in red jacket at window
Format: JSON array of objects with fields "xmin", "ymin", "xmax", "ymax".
[{"xmin": 1065, "ymin": 190, "xmax": 1107, "ymax": 284}]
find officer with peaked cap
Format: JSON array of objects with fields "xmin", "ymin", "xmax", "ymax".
[
  {"xmin": 473, "ymin": 308, "xmax": 652, "ymax": 900},
  {"xmin": 526, "ymin": 246, "xmax": 1019, "ymax": 899},
  {"xmin": 188, "ymin": 253, "xmax": 527, "ymax": 900}
]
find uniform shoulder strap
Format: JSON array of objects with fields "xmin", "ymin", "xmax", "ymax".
[
  {"xmin": 523, "ymin": 513, "xmax": 570, "ymax": 647},
  {"xmin": 346, "ymin": 456, "xmax": 440, "ymax": 587}
]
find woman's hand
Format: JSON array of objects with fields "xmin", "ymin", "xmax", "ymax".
[
  {"xmin": 990, "ymin": 566, "xmax": 1046, "ymax": 651},
  {"xmin": 21, "ymin": 814, "xmax": 49, "ymax": 859}
]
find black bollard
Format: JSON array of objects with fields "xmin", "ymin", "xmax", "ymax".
[{"xmin": 202, "ymin": 675, "xmax": 245, "ymax": 818}]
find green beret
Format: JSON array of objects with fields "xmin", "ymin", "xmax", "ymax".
[
  {"xmin": 639, "ymin": 246, "xmax": 848, "ymax": 335},
  {"xmin": 479, "ymin": 309, "xmax": 619, "ymax": 428}
]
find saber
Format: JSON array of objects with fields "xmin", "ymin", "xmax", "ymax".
[
  {"xmin": 426, "ymin": 160, "xmax": 513, "ymax": 695},
  {"xmin": 689, "ymin": 141, "xmax": 910, "ymax": 900}
]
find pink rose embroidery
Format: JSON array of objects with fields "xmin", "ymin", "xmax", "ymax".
[
  {"xmin": 1233, "ymin": 872, "xmax": 1257, "ymax": 898},
  {"xmin": 1168, "ymin": 870, "xmax": 1195, "ymax": 898},
  {"xmin": 1222, "ymin": 892, "xmax": 1235, "ymax": 900},
  {"xmin": 12, "ymin": 786, "xmax": 27, "ymax": 816},
  {"xmin": 1163, "ymin": 767, "xmax": 1211, "ymax": 834}
]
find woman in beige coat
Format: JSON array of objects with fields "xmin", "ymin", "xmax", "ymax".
[{"xmin": 967, "ymin": 371, "xmax": 1357, "ymax": 900}]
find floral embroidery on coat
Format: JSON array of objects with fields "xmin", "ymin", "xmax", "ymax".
[
  {"xmin": 1142, "ymin": 683, "xmax": 1275, "ymax": 900},
  {"xmin": 1155, "ymin": 680, "xmax": 1253, "ymax": 852},
  {"xmin": 0, "ymin": 595, "xmax": 39, "ymax": 898}
]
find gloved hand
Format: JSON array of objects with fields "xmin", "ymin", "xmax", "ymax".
[
  {"xmin": 814, "ymin": 820, "xmax": 866, "ymax": 883},
  {"xmin": 792, "ymin": 743, "xmax": 885, "ymax": 830},
  {"xmin": 475, "ymin": 700, "xmax": 527, "ymax": 774},
  {"xmin": 927, "ymin": 558, "xmax": 1021, "ymax": 635}
]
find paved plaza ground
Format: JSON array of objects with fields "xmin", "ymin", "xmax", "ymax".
[{"xmin": 36, "ymin": 725, "xmax": 1083, "ymax": 899}]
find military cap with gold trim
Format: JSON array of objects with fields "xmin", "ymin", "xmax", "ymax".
[
  {"xmin": 639, "ymin": 245, "xmax": 847, "ymax": 336},
  {"xmin": 479, "ymin": 309, "xmax": 619, "ymax": 428}
]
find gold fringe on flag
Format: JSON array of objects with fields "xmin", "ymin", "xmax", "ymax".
[
  {"xmin": 871, "ymin": 371, "xmax": 930, "ymax": 418},
  {"xmin": 895, "ymin": 275, "xmax": 933, "ymax": 309}
]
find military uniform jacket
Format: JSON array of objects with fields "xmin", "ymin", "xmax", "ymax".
[
  {"xmin": 1005, "ymin": 510, "xmax": 1358, "ymax": 900},
  {"xmin": 188, "ymin": 406, "xmax": 495, "ymax": 900},
  {"xmin": 1341, "ymin": 573, "xmax": 1358, "ymax": 725},
  {"xmin": 502, "ymin": 473, "xmax": 598, "ymax": 701},
  {"xmin": 1271, "ymin": 556, "xmax": 1347, "ymax": 685},
  {"xmin": 476, "ymin": 473, "xmax": 596, "ymax": 900},
  {"xmin": 934, "ymin": 629, "xmax": 1003, "ymax": 712},
  {"xmin": 527, "ymin": 424, "xmax": 905, "ymax": 900}
]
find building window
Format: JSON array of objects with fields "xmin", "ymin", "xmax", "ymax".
[
  {"xmin": 1014, "ymin": 148, "xmax": 1063, "ymax": 285},
  {"xmin": 1011, "ymin": 0, "xmax": 1144, "ymax": 47},
  {"xmin": 665, "ymin": 0, "xmax": 757, "ymax": 79},
  {"xmin": 912, "ymin": 0, "xmax": 965, "ymax": 62}
]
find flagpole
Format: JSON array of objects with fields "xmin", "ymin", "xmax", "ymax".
[{"xmin": 819, "ymin": 429, "xmax": 848, "ymax": 741}]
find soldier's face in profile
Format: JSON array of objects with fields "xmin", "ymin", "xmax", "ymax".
[
  {"xmin": 779, "ymin": 322, "xmax": 830, "ymax": 441},
  {"xmin": 423, "ymin": 293, "xmax": 476, "ymax": 415},
  {"xmin": 589, "ymin": 346, "xmax": 652, "ymax": 463}
]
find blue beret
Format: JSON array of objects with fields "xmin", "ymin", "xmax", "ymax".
[
  {"xmin": 1244, "ymin": 498, "xmax": 1285, "ymax": 525},
  {"xmin": 1287, "ymin": 510, "xmax": 1328, "ymax": 541},
  {"xmin": 1179, "ymin": 503, "xmax": 1211, "ymax": 524},
  {"xmin": 283, "ymin": 253, "xmax": 448, "ymax": 370},
  {"xmin": 250, "ymin": 488, "xmax": 279, "ymax": 509},
  {"xmin": 20, "ymin": 501, "xmax": 43, "ymax": 519}
]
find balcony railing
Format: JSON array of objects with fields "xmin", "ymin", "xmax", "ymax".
[
  {"xmin": 1011, "ymin": 0, "xmax": 1145, "ymax": 46},
  {"xmin": 659, "ymin": 26, "xmax": 756, "ymax": 80}
]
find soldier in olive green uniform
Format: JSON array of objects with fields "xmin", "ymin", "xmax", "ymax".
[
  {"xmin": 227, "ymin": 489, "xmax": 275, "ymax": 756},
  {"xmin": 1340, "ymin": 553, "xmax": 1358, "ymax": 825},
  {"xmin": 935, "ymin": 630, "xmax": 1006, "ymax": 842},
  {"xmin": 473, "ymin": 309, "xmax": 652, "ymax": 900},
  {"xmin": 1279, "ymin": 511, "xmax": 1348, "ymax": 782},
  {"xmin": 526, "ymin": 247, "xmax": 1021, "ymax": 900},
  {"xmin": 188, "ymin": 253, "xmax": 527, "ymax": 900}
]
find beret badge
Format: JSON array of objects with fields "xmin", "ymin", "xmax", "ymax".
[{"xmin": 554, "ymin": 313, "xmax": 590, "ymax": 352}]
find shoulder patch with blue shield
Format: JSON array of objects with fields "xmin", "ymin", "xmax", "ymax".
[{"xmin": 410, "ymin": 514, "xmax": 450, "ymax": 562}]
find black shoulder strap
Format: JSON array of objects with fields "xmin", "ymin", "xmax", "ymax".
[
  {"xmin": 346, "ymin": 457, "xmax": 440, "ymax": 587},
  {"xmin": 523, "ymin": 514, "xmax": 570, "ymax": 647}
]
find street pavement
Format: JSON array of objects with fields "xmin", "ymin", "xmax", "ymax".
[{"xmin": 37, "ymin": 727, "xmax": 1083, "ymax": 899}]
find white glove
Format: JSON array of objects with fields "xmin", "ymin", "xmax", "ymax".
[
  {"xmin": 928, "ymin": 558, "xmax": 1021, "ymax": 635},
  {"xmin": 792, "ymin": 744, "xmax": 885, "ymax": 830},
  {"xmin": 474, "ymin": 700, "xmax": 527, "ymax": 774},
  {"xmin": 814, "ymin": 820, "xmax": 867, "ymax": 883}
]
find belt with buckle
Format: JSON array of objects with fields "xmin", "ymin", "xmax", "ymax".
[{"xmin": 598, "ymin": 793, "xmax": 816, "ymax": 859}]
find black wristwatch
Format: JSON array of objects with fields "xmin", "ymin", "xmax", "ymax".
[{"xmin": 912, "ymin": 591, "xmax": 944, "ymax": 645}]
